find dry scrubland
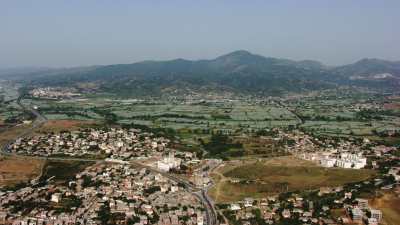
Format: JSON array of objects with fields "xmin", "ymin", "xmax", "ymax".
[
  {"xmin": 35, "ymin": 120, "xmax": 99, "ymax": 134},
  {"xmin": 0, "ymin": 156, "xmax": 44, "ymax": 187},
  {"xmin": 0, "ymin": 124, "xmax": 30, "ymax": 147},
  {"xmin": 0, "ymin": 124, "xmax": 45, "ymax": 187},
  {"xmin": 0, "ymin": 120, "xmax": 96, "ymax": 187},
  {"xmin": 209, "ymin": 156, "xmax": 376, "ymax": 203}
]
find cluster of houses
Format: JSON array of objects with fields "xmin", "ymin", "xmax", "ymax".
[
  {"xmin": 224, "ymin": 194, "xmax": 335, "ymax": 225},
  {"xmin": 9, "ymin": 128, "xmax": 171, "ymax": 160},
  {"xmin": 29, "ymin": 87, "xmax": 81, "ymax": 100},
  {"xmin": 348, "ymin": 198, "xmax": 383, "ymax": 225},
  {"xmin": 220, "ymin": 184, "xmax": 390, "ymax": 225},
  {"xmin": 220, "ymin": 128, "xmax": 400, "ymax": 225},
  {"xmin": 0, "ymin": 163, "xmax": 205, "ymax": 225},
  {"xmin": 286, "ymin": 131, "xmax": 369, "ymax": 169}
]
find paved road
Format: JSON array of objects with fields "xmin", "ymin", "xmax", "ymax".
[
  {"xmin": 1, "ymin": 96, "xmax": 219, "ymax": 225},
  {"xmin": 1, "ymin": 98, "xmax": 45, "ymax": 155},
  {"xmin": 276, "ymin": 100, "xmax": 304, "ymax": 125},
  {"xmin": 130, "ymin": 161, "xmax": 219, "ymax": 225}
]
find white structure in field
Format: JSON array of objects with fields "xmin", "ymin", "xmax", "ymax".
[
  {"xmin": 51, "ymin": 193, "xmax": 62, "ymax": 203},
  {"xmin": 335, "ymin": 159, "xmax": 353, "ymax": 169},
  {"xmin": 336, "ymin": 153, "xmax": 367, "ymax": 169},
  {"xmin": 313, "ymin": 152, "xmax": 367, "ymax": 169},
  {"xmin": 157, "ymin": 153, "xmax": 182, "ymax": 172},
  {"xmin": 369, "ymin": 209, "xmax": 382, "ymax": 222},
  {"xmin": 197, "ymin": 215, "xmax": 204, "ymax": 225},
  {"xmin": 321, "ymin": 158, "xmax": 336, "ymax": 168}
]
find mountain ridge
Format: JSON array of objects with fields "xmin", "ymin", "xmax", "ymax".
[{"xmin": 2, "ymin": 50, "xmax": 399, "ymax": 96}]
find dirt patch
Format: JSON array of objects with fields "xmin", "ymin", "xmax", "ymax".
[
  {"xmin": 35, "ymin": 120, "xmax": 99, "ymax": 134},
  {"xmin": 0, "ymin": 156, "xmax": 45, "ymax": 187},
  {"xmin": 383, "ymin": 103, "xmax": 400, "ymax": 110},
  {"xmin": 369, "ymin": 190, "xmax": 400, "ymax": 225},
  {"xmin": 263, "ymin": 156, "xmax": 319, "ymax": 167}
]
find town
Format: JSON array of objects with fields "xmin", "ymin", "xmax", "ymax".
[
  {"xmin": 1, "ymin": 82, "xmax": 399, "ymax": 225},
  {"xmin": 29, "ymin": 88, "xmax": 81, "ymax": 100},
  {"xmin": 0, "ymin": 163, "xmax": 206, "ymax": 225}
]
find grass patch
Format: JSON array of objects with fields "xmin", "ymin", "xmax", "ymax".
[
  {"xmin": 210, "ymin": 157, "xmax": 376, "ymax": 203},
  {"xmin": 42, "ymin": 160, "xmax": 94, "ymax": 183}
]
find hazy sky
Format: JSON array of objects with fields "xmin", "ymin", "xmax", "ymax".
[{"xmin": 1, "ymin": 0, "xmax": 399, "ymax": 67}]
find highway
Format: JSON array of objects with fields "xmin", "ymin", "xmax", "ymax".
[{"xmin": 1, "ymin": 96, "xmax": 219, "ymax": 225}]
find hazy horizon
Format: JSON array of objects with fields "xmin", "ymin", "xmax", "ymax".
[{"xmin": 1, "ymin": 0, "xmax": 399, "ymax": 68}]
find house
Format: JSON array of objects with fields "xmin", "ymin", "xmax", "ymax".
[
  {"xmin": 321, "ymin": 158, "xmax": 336, "ymax": 167},
  {"xmin": 356, "ymin": 198, "xmax": 368, "ymax": 209},
  {"xmin": 344, "ymin": 192, "xmax": 352, "ymax": 199},
  {"xmin": 243, "ymin": 198, "xmax": 254, "ymax": 207},
  {"xmin": 351, "ymin": 207, "xmax": 363, "ymax": 221},
  {"xmin": 197, "ymin": 215, "xmax": 204, "ymax": 225},
  {"xmin": 369, "ymin": 209, "xmax": 382, "ymax": 222},
  {"xmin": 51, "ymin": 193, "xmax": 62, "ymax": 203},
  {"xmin": 281, "ymin": 209, "xmax": 291, "ymax": 218},
  {"xmin": 230, "ymin": 204, "xmax": 241, "ymax": 211},
  {"xmin": 367, "ymin": 218, "xmax": 378, "ymax": 225}
]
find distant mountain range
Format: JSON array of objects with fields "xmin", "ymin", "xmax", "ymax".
[{"xmin": 2, "ymin": 50, "xmax": 399, "ymax": 96}]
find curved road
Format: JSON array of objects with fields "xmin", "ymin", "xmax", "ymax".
[{"xmin": 1, "ymin": 97, "xmax": 48, "ymax": 156}]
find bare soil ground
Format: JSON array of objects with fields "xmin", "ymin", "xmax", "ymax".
[
  {"xmin": 0, "ymin": 156, "xmax": 45, "ymax": 187},
  {"xmin": 0, "ymin": 120, "xmax": 94, "ymax": 188},
  {"xmin": 369, "ymin": 190, "xmax": 400, "ymax": 225}
]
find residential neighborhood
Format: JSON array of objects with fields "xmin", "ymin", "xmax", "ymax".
[{"xmin": 0, "ymin": 163, "xmax": 206, "ymax": 225}]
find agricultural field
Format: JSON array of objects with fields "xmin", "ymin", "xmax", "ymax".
[
  {"xmin": 0, "ymin": 156, "xmax": 45, "ymax": 187},
  {"xmin": 300, "ymin": 118, "xmax": 400, "ymax": 137},
  {"xmin": 24, "ymin": 91, "xmax": 400, "ymax": 140},
  {"xmin": 209, "ymin": 156, "xmax": 375, "ymax": 203},
  {"xmin": 0, "ymin": 82, "xmax": 19, "ymax": 102},
  {"xmin": 21, "ymin": 98, "xmax": 105, "ymax": 121},
  {"xmin": 0, "ymin": 102, "xmax": 26, "ymax": 124},
  {"xmin": 287, "ymin": 94, "xmax": 400, "ymax": 140},
  {"xmin": 22, "ymin": 98, "xmax": 300, "ymax": 132}
]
